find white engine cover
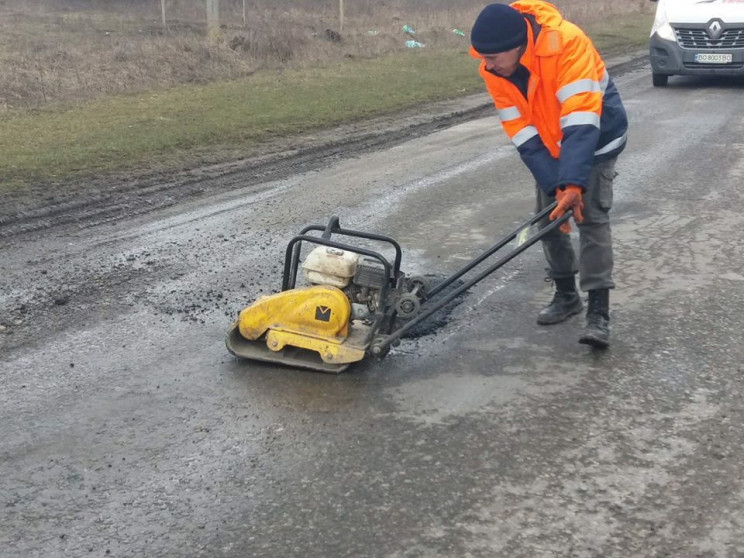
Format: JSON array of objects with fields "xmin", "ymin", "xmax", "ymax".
[{"xmin": 301, "ymin": 246, "xmax": 359, "ymax": 288}]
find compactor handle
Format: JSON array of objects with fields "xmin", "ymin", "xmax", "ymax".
[{"xmin": 321, "ymin": 216, "xmax": 341, "ymax": 239}]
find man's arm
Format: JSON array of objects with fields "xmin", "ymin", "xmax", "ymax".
[
  {"xmin": 554, "ymin": 33, "xmax": 604, "ymax": 191},
  {"xmin": 488, "ymin": 96, "xmax": 559, "ymax": 195}
]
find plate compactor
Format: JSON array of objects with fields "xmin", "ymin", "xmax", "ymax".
[{"xmin": 226, "ymin": 204, "xmax": 569, "ymax": 373}]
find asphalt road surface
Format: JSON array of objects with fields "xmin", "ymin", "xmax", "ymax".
[{"xmin": 2, "ymin": 58, "xmax": 744, "ymax": 558}]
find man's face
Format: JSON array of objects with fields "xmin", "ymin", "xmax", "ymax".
[{"xmin": 482, "ymin": 45, "xmax": 523, "ymax": 77}]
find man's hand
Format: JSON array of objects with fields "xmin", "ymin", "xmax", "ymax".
[{"xmin": 549, "ymin": 185, "xmax": 584, "ymax": 234}]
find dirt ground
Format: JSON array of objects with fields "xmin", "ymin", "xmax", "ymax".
[
  {"xmin": 0, "ymin": 95, "xmax": 492, "ymax": 239},
  {"xmin": 6, "ymin": 47, "xmax": 744, "ymax": 557},
  {"xmin": 0, "ymin": 54, "xmax": 648, "ymax": 243}
]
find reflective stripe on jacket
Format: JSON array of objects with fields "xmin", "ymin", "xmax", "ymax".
[{"xmin": 471, "ymin": 0, "xmax": 628, "ymax": 195}]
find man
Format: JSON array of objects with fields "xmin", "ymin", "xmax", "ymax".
[{"xmin": 470, "ymin": 1, "xmax": 628, "ymax": 348}]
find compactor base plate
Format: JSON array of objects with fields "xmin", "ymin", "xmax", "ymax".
[{"xmin": 226, "ymin": 325, "xmax": 360, "ymax": 374}]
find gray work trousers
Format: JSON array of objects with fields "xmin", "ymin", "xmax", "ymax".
[{"xmin": 536, "ymin": 157, "xmax": 617, "ymax": 292}]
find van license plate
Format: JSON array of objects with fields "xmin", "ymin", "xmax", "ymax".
[{"xmin": 695, "ymin": 53, "xmax": 733, "ymax": 64}]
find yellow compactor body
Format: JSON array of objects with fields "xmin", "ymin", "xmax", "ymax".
[{"xmin": 225, "ymin": 285, "xmax": 371, "ymax": 373}]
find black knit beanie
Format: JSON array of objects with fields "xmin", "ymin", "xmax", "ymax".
[{"xmin": 470, "ymin": 3, "xmax": 527, "ymax": 54}]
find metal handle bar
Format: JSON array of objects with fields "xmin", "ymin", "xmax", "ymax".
[
  {"xmin": 320, "ymin": 216, "xmax": 341, "ymax": 239},
  {"xmin": 425, "ymin": 201, "xmax": 559, "ymax": 300},
  {"xmin": 289, "ymin": 216, "xmax": 404, "ymax": 281},
  {"xmin": 373, "ymin": 207, "xmax": 572, "ymax": 352}
]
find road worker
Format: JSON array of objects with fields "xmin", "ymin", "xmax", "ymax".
[{"xmin": 470, "ymin": 1, "xmax": 628, "ymax": 348}]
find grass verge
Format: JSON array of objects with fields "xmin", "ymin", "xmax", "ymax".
[{"xmin": 0, "ymin": 12, "xmax": 652, "ymax": 191}]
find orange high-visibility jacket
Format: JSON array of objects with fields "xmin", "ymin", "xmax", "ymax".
[{"xmin": 471, "ymin": 0, "xmax": 627, "ymax": 194}]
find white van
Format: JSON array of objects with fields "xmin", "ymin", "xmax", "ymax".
[{"xmin": 649, "ymin": 0, "xmax": 744, "ymax": 86}]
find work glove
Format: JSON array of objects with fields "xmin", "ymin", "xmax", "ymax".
[{"xmin": 549, "ymin": 185, "xmax": 584, "ymax": 234}]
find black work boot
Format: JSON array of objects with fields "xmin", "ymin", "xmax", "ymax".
[
  {"xmin": 537, "ymin": 277, "xmax": 583, "ymax": 325},
  {"xmin": 579, "ymin": 289, "xmax": 610, "ymax": 348}
]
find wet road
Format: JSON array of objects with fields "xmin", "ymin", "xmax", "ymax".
[{"xmin": 2, "ymin": 63, "xmax": 744, "ymax": 557}]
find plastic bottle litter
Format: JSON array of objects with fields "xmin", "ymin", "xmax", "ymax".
[
  {"xmin": 452, "ymin": 28, "xmax": 466, "ymax": 37},
  {"xmin": 402, "ymin": 24, "xmax": 416, "ymax": 35},
  {"xmin": 405, "ymin": 40, "xmax": 424, "ymax": 48},
  {"xmin": 515, "ymin": 224, "xmax": 534, "ymax": 247},
  {"xmin": 367, "ymin": 29, "xmax": 379, "ymax": 36}
]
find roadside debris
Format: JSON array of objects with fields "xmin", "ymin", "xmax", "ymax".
[
  {"xmin": 405, "ymin": 40, "xmax": 424, "ymax": 48},
  {"xmin": 324, "ymin": 28, "xmax": 341, "ymax": 42}
]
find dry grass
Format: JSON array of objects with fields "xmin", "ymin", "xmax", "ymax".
[
  {"xmin": 0, "ymin": 0, "xmax": 653, "ymax": 109},
  {"xmin": 0, "ymin": 1, "xmax": 653, "ymax": 189}
]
